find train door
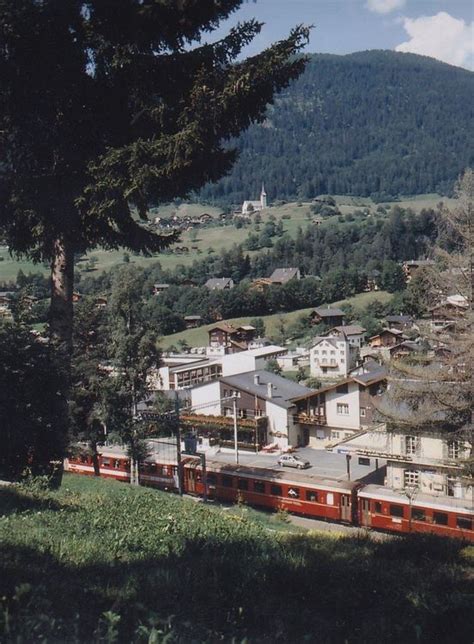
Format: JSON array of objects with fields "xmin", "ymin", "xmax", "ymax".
[
  {"xmin": 340, "ymin": 495, "xmax": 351, "ymax": 522},
  {"xmin": 184, "ymin": 467, "xmax": 197, "ymax": 494},
  {"xmin": 360, "ymin": 498, "xmax": 371, "ymax": 526}
]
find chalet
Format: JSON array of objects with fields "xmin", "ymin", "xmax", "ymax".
[
  {"xmin": 198, "ymin": 213, "xmax": 213, "ymax": 223},
  {"xmin": 0, "ymin": 291, "xmax": 14, "ymax": 306},
  {"xmin": 403, "ymin": 259, "xmax": 435, "ymax": 282},
  {"xmin": 309, "ymin": 336, "xmax": 356, "ymax": 379},
  {"xmin": 429, "ymin": 295, "xmax": 468, "ymax": 330},
  {"xmin": 326, "ymin": 325, "xmax": 366, "ymax": 349},
  {"xmin": 291, "ymin": 362, "xmax": 387, "ymax": 446},
  {"xmin": 153, "ymin": 283, "xmax": 170, "ymax": 295},
  {"xmin": 310, "ymin": 306, "xmax": 345, "ymax": 327},
  {"xmin": 94, "ymin": 296, "xmax": 107, "ymax": 309},
  {"xmin": 268, "ymin": 267, "xmax": 301, "ymax": 285},
  {"xmin": 367, "ymin": 328, "xmax": 405, "ymax": 348},
  {"xmin": 208, "ymin": 323, "xmax": 256, "ymax": 352},
  {"xmin": 184, "ymin": 315, "xmax": 202, "ymax": 329},
  {"xmin": 250, "ymin": 277, "xmax": 272, "ymax": 291},
  {"xmin": 72, "ymin": 292, "xmax": 82, "ymax": 303},
  {"xmin": 384, "ymin": 315, "xmax": 414, "ymax": 330},
  {"xmin": 204, "ymin": 277, "xmax": 234, "ymax": 291},
  {"xmin": 190, "ymin": 370, "xmax": 311, "ymax": 449}
]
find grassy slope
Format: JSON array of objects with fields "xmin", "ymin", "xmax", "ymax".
[
  {"xmin": 0, "ymin": 474, "xmax": 472, "ymax": 642},
  {"xmin": 159, "ymin": 290, "xmax": 392, "ymax": 347},
  {"xmin": 0, "ymin": 194, "xmax": 455, "ymax": 284}
]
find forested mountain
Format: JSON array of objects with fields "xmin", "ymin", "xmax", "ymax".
[{"xmin": 198, "ymin": 51, "xmax": 474, "ymax": 204}]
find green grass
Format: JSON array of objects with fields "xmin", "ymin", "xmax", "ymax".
[
  {"xmin": 160, "ymin": 290, "xmax": 392, "ymax": 348},
  {"xmin": 0, "ymin": 473, "xmax": 472, "ymax": 642},
  {"xmin": 0, "ymin": 194, "xmax": 455, "ymax": 285}
]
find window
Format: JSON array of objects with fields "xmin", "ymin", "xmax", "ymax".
[
  {"xmin": 337, "ymin": 403, "xmax": 349, "ymax": 415},
  {"xmin": 322, "ymin": 350, "xmax": 327, "ymax": 356},
  {"xmin": 358, "ymin": 457, "xmax": 370, "ymax": 466},
  {"xmin": 102, "ymin": 458, "xmax": 110, "ymax": 467},
  {"xmin": 374, "ymin": 502, "xmax": 382, "ymax": 513},
  {"xmin": 405, "ymin": 435, "xmax": 417, "ymax": 456},
  {"xmin": 456, "ymin": 516, "xmax": 472, "ymax": 530},
  {"xmin": 222, "ymin": 475, "xmax": 233, "ymax": 488},
  {"xmin": 447, "ymin": 440, "xmax": 461, "ymax": 459},
  {"xmin": 326, "ymin": 493, "xmax": 334, "ymax": 505},
  {"xmin": 404, "ymin": 470, "xmax": 419, "ymax": 486},
  {"xmin": 330, "ymin": 350, "xmax": 335, "ymax": 355},
  {"xmin": 433, "ymin": 512, "xmax": 448, "ymax": 526},
  {"xmin": 114, "ymin": 460, "xmax": 121, "ymax": 469},
  {"xmin": 330, "ymin": 359, "xmax": 336, "ymax": 365},
  {"xmin": 360, "ymin": 407, "xmax": 366, "ymax": 418},
  {"xmin": 306, "ymin": 490, "xmax": 318, "ymax": 502},
  {"xmin": 207, "ymin": 473, "xmax": 217, "ymax": 485},
  {"xmin": 412, "ymin": 508, "xmax": 426, "ymax": 522},
  {"xmin": 332, "ymin": 431, "xmax": 340, "ymax": 440},
  {"xmin": 336, "ymin": 384, "xmax": 348, "ymax": 394},
  {"xmin": 389, "ymin": 504, "xmax": 404, "ymax": 518},
  {"xmin": 237, "ymin": 478, "xmax": 249, "ymax": 491},
  {"xmin": 287, "ymin": 487, "xmax": 300, "ymax": 499},
  {"xmin": 238, "ymin": 409, "xmax": 247, "ymax": 419},
  {"xmin": 254, "ymin": 480, "xmax": 265, "ymax": 493},
  {"xmin": 80, "ymin": 455, "xmax": 88, "ymax": 464},
  {"xmin": 271, "ymin": 484, "xmax": 282, "ymax": 496}
]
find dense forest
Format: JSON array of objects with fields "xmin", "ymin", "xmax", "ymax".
[{"xmin": 199, "ymin": 51, "xmax": 474, "ymax": 204}]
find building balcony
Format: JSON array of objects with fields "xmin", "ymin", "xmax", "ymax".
[{"xmin": 294, "ymin": 413, "xmax": 327, "ymax": 426}]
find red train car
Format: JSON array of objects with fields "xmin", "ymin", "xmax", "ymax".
[
  {"xmin": 358, "ymin": 485, "xmax": 473, "ymax": 541},
  {"xmin": 184, "ymin": 459, "xmax": 359, "ymax": 524}
]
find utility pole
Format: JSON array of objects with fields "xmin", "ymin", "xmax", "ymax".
[
  {"xmin": 346, "ymin": 454, "xmax": 352, "ymax": 481},
  {"xmin": 175, "ymin": 390, "xmax": 183, "ymax": 495},
  {"xmin": 233, "ymin": 393, "xmax": 239, "ymax": 464}
]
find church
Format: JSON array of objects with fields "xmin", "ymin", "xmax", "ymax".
[{"xmin": 241, "ymin": 184, "xmax": 267, "ymax": 215}]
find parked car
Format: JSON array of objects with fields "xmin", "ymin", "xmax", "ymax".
[{"xmin": 277, "ymin": 454, "xmax": 311, "ymax": 469}]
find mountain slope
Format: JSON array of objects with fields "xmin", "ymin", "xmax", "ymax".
[{"xmin": 199, "ymin": 51, "xmax": 474, "ymax": 203}]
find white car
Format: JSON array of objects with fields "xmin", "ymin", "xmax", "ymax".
[{"xmin": 277, "ymin": 454, "xmax": 311, "ymax": 470}]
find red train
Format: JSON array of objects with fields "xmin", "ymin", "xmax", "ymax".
[{"xmin": 65, "ymin": 449, "xmax": 474, "ymax": 542}]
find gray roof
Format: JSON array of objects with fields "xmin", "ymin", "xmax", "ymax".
[
  {"xmin": 220, "ymin": 370, "xmax": 312, "ymax": 409},
  {"xmin": 269, "ymin": 267, "xmax": 299, "ymax": 283},
  {"xmin": 328, "ymin": 325, "xmax": 366, "ymax": 336},
  {"xmin": 204, "ymin": 277, "xmax": 233, "ymax": 289},
  {"xmin": 310, "ymin": 336, "xmax": 340, "ymax": 349},
  {"xmin": 314, "ymin": 307, "xmax": 345, "ymax": 317}
]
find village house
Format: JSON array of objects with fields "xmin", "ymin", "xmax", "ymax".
[
  {"xmin": 429, "ymin": 294, "xmax": 468, "ymax": 330},
  {"xmin": 309, "ymin": 335, "xmax": 356, "ymax": 379},
  {"xmin": 221, "ymin": 345, "xmax": 287, "ymax": 376},
  {"xmin": 184, "ymin": 315, "xmax": 202, "ymax": 329},
  {"xmin": 403, "ymin": 259, "xmax": 435, "ymax": 282},
  {"xmin": 326, "ymin": 324, "xmax": 366, "ymax": 349},
  {"xmin": 190, "ymin": 370, "xmax": 312, "ymax": 449},
  {"xmin": 291, "ymin": 361, "xmax": 387, "ymax": 446},
  {"xmin": 153, "ymin": 283, "xmax": 170, "ymax": 295},
  {"xmin": 208, "ymin": 323, "xmax": 256, "ymax": 353},
  {"xmin": 384, "ymin": 315, "xmax": 414, "ymax": 331},
  {"xmin": 309, "ymin": 306, "xmax": 345, "ymax": 328},
  {"xmin": 367, "ymin": 328, "xmax": 406, "ymax": 348},
  {"xmin": 204, "ymin": 277, "xmax": 234, "ymax": 291},
  {"xmin": 268, "ymin": 267, "xmax": 301, "ymax": 285}
]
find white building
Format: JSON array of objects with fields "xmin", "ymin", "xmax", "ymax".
[
  {"xmin": 242, "ymin": 184, "xmax": 267, "ymax": 215},
  {"xmin": 221, "ymin": 345, "xmax": 287, "ymax": 377},
  {"xmin": 309, "ymin": 336, "xmax": 356, "ymax": 379},
  {"xmin": 326, "ymin": 325, "xmax": 366, "ymax": 349}
]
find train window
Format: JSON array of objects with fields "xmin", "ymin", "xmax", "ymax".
[
  {"xmin": 326, "ymin": 493, "xmax": 334, "ymax": 505},
  {"xmin": 237, "ymin": 478, "xmax": 249, "ymax": 491},
  {"xmin": 114, "ymin": 460, "xmax": 121, "ymax": 469},
  {"xmin": 456, "ymin": 516, "xmax": 472, "ymax": 530},
  {"xmin": 306, "ymin": 491, "xmax": 318, "ymax": 502},
  {"xmin": 374, "ymin": 502, "xmax": 382, "ymax": 513},
  {"xmin": 358, "ymin": 457, "xmax": 370, "ymax": 466},
  {"xmin": 412, "ymin": 508, "xmax": 426, "ymax": 522},
  {"xmin": 80, "ymin": 455, "xmax": 88, "ymax": 464},
  {"xmin": 288, "ymin": 487, "xmax": 300, "ymax": 499},
  {"xmin": 222, "ymin": 475, "xmax": 233, "ymax": 488},
  {"xmin": 102, "ymin": 458, "xmax": 110, "ymax": 467},
  {"xmin": 270, "ymin": 484, "xmax": 282, "ymax": 496},
  {"xmin": 206, "ymin": 473, "xmax": 217, "ymax": 485},
  {"xmin": 433, "ymin": 512, "xmax": 448, "ymax": 526},
  {"xmin": 389, "ymin": 504, "xmax": 404, "ymax": 518},
  {"xmin": 254, "ymin": 481, "xmax": 265, "ymax": 493}
]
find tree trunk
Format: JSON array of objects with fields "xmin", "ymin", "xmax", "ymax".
[{"xmin": 50, "ymin": 238, "xmax": 74, "ymax": 352}]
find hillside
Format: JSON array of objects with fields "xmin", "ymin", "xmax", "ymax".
[
  {"xmin": 199, "ymin": 50, "xmax": 474, "ymax": 204},
  {"xmin": 0, "ymin": 475, "xmax": 472, "ymax": 642}
]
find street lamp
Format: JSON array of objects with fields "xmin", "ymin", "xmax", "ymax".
[{"xmin": 233, "ymin": 393, "xmax": 239, "ymax": 464}]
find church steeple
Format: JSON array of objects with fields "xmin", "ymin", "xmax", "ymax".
[{"xmin": 260, "ymin": 182, "xmax": 267, "ymax": 209}]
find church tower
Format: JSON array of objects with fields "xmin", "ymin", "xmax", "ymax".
[{"xmin": 260, "ymin": 183, "xmax": 267, "ymax": 209}]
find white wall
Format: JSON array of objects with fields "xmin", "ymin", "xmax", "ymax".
[
  {"xmin": 325, "ymin": 383, "xmax": 361, "ymax": 429},
  {"xmin": 265, "ymin": 401, "xmax": 292, "ymax": 448},
  {"xmin": 222, "ymin": 353, "xmax": 256, "ymax": 376},
  {"xmin": 190, "ymin": 381, "xmax": 221, "ymax": 416}
]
